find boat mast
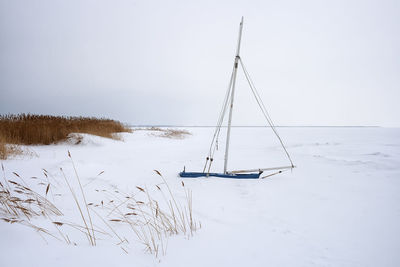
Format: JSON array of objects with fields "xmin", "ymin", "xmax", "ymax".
[{"xmin": 224, "ymin": 17, "xmax": 244, "ymax": 174}]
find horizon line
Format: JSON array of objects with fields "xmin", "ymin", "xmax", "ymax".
[{"xmin": 128, "ymin": 125, "xmax": 383, "ymax": 128}]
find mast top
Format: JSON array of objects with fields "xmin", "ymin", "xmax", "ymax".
[{"xmin": 235, "ymin": 17, "xmax": 244, "ymax": 57}]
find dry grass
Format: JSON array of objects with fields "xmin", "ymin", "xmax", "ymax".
[
  {"xmin": 144, "ymin": 127, "xmax": 191, "ymax": 139},
  {"xmin": 0, "ymin": 113, "xmax": 131, "ymax": 145},
  {"xmin": 0, "ymin": 136, "xmax": 22, "ymax": 160},
  {"xmin": 0, "ymin": 163, "xmax": 63, "ymax": 235},
  {"xmin": 0, "ymin": 153, "xmax": 199, "ymax": 257},
  {"xmin": 101, "ymin": 169, "xmax": 199, "ymax": 257},
  {"xmin": 0, "ymin": 114, "xmax": 132, "ymax": 159}
]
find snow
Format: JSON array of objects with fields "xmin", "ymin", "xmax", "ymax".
[{"xmin": 1, "ymin": 127, "xmax": 400, "ymax": 267}]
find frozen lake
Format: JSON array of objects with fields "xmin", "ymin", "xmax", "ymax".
[{"xmin": 1, "ymin": 127, "xmax": 399, "ymax": 267}]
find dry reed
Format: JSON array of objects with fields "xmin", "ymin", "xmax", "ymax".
[
  {"xmin": 141, "ymin": 127, "xmax": 191, "ymax": 139},
  {"xmin": 101, "ymin": 170, "xmax": 199, "ymax": 257},
  {"xmin": 0, "ymin": 135, "xmax": 22, "ymax": 160},
  {"xmin": 0, "ymin": 154, "xmax": 199, "ymax": 257},
  {"xmin": 0, "ymin": 114, "xmax": 132, "ymax": 159},
  {"xmin": 0, "ymin": 163, "xmax": 63, "ymax": 238}
]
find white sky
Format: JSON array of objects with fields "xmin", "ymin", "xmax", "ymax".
[{"xmin": 0, "ymin": 0, "xmax": 399, "ymax": 126}]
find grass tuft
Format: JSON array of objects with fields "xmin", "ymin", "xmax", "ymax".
[{"xmin": 140, "ymin": 127, "xmax": 191, "ymax": 139}]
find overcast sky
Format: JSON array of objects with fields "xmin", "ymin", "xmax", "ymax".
[{"xmin": 0, "ymin": 0, "xmax": 399, "ymax": 126}]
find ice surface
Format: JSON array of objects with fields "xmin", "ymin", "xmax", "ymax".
[{"xmin": 1, "ymin": 127, "xmax": 399, "ymax": 267}]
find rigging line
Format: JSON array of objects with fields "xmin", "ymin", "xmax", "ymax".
[
  {"xmin": 239, "ymin": 59, "xmax": 275, "ymax": 128},
  {"xmin": 206, "ymin": 61, "xmax": 238, "ymax": 172},
  {"xmin": 241, "ymin": 60, "xmax": 293, "ymax": 167},
  {"xmin": 207, "ymin": 75, "xmax": 233, "ymax": 172},
  {"xmin": 239, "ymin": 59, "xmax": 276, "ymax": 128},
  {"xmin": 240, "ymin": 58, "xmax": 294, "ymax": 167},
  {"xmin": 239, "ymin": 58, "xmax": 294, "ymax": 167},
  {"xmin": 209, "ymin": 66, "xmax": 234, "ymax": 155},
  {"xmin": 203, "ymin": 65, "xmax": 235, "ymax": 172},
  {"xmin": 205, "ymin": 93, "xmax": 231, "ymax": 173},
  {"xmin": 239, "ymin": 58, "xmax": 276, "ymax": 128},
  {"xmin": 240, "ymin": 59, "xmax": 276, "ymax": 128}
]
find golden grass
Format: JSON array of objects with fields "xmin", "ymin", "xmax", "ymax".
[
  {"xmin": 143, "ymin": 127, "xmax": 191, "ymax": 139},
  {"xmin": 103, "ymin": 169, "xmax": 199, "ymax": 257},
  {"xmin": 0, "ymin": 163, "xmax": 63, "ymax": 222},
  {"xmin": 1, "ymin": 153, "xmax": 199, "ymax": 257},
  {"xmin": 0, "ymin": 114, "xmax": 132, "ymax": 159},
  {"xmin": 0, "ymin": 137, "xmax": 22, "ymax": 160}
]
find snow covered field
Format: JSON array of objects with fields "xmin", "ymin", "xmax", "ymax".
[{"xmin": 1, "ymin": 127, "xmax": 399, "ymax": 267}]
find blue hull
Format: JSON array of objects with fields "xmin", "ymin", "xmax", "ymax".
[{"xmin": 179, "ymin": 172, "xmax": 260, "ymax": 179}]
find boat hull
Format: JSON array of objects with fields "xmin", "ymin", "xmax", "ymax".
[{"xmin": 179, "ymin": 172, "xmax": 260, "ymax": 179}]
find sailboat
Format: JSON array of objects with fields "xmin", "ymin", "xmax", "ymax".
[{"xmin": 180, "ymin": 17, "xmax": 295, "ymax": 179}]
